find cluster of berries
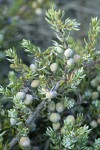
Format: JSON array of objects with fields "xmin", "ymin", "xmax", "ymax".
[
  {"xmin": 90, "ymin": 75, "xmax": 100, "ymax": 100},
  {"xmin": 10, "ymin": 48, "xmax": 81, "ymax": 148},
  {"xmin": 10, "ymin": 77, "xmax": 40, "ymax": 126},
  {"xmin": 57, "ymin": 47, "xmax": 80, "ymax": 66},
  {"xmin": 10, "ymin": 76, "xmax": 40, "ymax": 149},
  {"xmin": 49, "ymin": 47, "xmax": 81, "ymax": 74},
  {"xmin": 48, "ymin": 101, "xmax": 65, "ymax": 130},
  {"xmin": 47, "ymin": 100, "xmax": 76, "ymax": 132},
  {"xmin": 32, "ymin": 0, "xmax": 43, "ymax": 15},
  {"xmin": 90, "ymin": 75, "xmax": 100, "ymax": 128}
]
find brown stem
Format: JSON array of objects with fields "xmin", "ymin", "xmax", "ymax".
[
  {"xmin": 26, "ymin": 100, "xmax": 46, "ymax": 126},
  {"xmin": 9, "ymin": 137, "xmax": 18, "ymax": 150}
]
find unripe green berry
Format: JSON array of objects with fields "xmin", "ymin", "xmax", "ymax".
[
  {"xmin": 35, "ymin": 8, "xmax": 42, "ymax": 15},
  {"xmin": 1, "ymin": 109, "xmax": 5, "ymax": 116},
  {"xmin": 97, "ymin": 85, "xmax": 100, "ymax": 93},
  {"xmin": 56, "ymin": 102, "xmax": 64, "ymax": 113},
  {"xmin": 96, "ymin": 76, "xmax": 100, "ymax": 83},
  {"xmin": 65, "ymin": 115, "xmax": 75, "ymax": 126},
  {"xmin": 24, "ymin": 94, "xmax": 33, "ymax": 105},
  {"xmin": 67, "ymin": 58, "xmax": 74, "ymax": 66},
  {"xmin": 90, "ymin": 79, "xmax": 98, "ymax": 87},
  {"xmin": 47, "ymin": 101, "xmax": 56, "ymax": 111},
  {"xmin": 70, "ymin": 98, "xmax": 75, "ymax": 104},
  {"xmin": 73, "ymin": 54, "xmax": 81, "ymax": 62},
  {"xmin": 19, "ymin": 136, "xmax": 31, "ymax": 149},
  {"xmin": 46, "ymin": 91, "xmax": 57, "ymax": 99},
  {"xmin": 61, "ymin": 127, "xmax": 65, "ymax": 134},
  {"xmin": 37, "ymin": 0, "xmax": 44, "ymax": 4},
  {"xmin": 49, "ymin": 113, "xmax": 61, "ymax": 123},
  {"xmin": 31, "ymin": 80, "xmax": 39, "ymax": 88},
  {"xmin": 64, "ymin": 48, "xmax": 73, "ymax": 58},
  {"xmin": 30, "ymin": 64, "xmax": 37, "ymax": 72},
  {"xmin": 32, "ymin": 2, "xmax": 38, "ymax": 9},
  {"xmin": 16, "ymin": 92, "xmax": 25, "ymax": 100},
  {"xmin": 56, "ymin": 47, "xmax": 64, "ymax": 53},
  {"xmin": 50, "ymin": 63, "xmax": 58, "ymax": 72},
  {"xmin": 10, "ymin": 118, "xmax": 17, "ymax": 126},
  {"xmin": 52, "ymin": 122, "xmax": 60, "ymax": 130},
  {"xmin": 90, "ymin": 120, "xmax": 97, "ymax": 128},
  {"xmin": 91, "ymin": 91, "xmax": 99, "ymax": 100}
]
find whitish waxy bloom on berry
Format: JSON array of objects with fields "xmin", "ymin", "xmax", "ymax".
[
  {"xmin": 56, "ymin": 102, "xmax": 65, "ymax": 113},
  {"xmin": 24, "ymin": 94, "xmax": 33, "ymax": 105},
  {"xmin": 16, "ymin": 92, "xmax": 26, "ymax": 100},
  {"xmin": 73, "ymin": 54, "xmax": 81, "ymax": 62},
  {"xmin": 10, "ymin": 118, "xmax": 17, "ymax": 126},
  {"xmin": 30, "ymin": 64, "xmax": 37, "ymax": 72},
  {"xmin": 50, "ymin": 63, "xmax": 58, "ymax": 72},
  {"xmin": 49, "ymin": 113, "xmax": 61, "ymax": 123},
  {"xmin": 46, "ymin": 91, "xmax": 57, "ymax": 99},
  {"xmin": 64, "ymin": 48, "xmax": 73, "ymax": 58},
  {"xmin": 31, "ymin": 80, "xmax": 40, "ymax": 88},
  {"xmin": 90, "ymin": 120, "xmax": 98, "ymax": 128},
  {"xmin": 64, "ymin": 115, "xmax": 75, "ymax": 126},
  {"xmin": 56, "ymin": 47, "xmax": 64, "ymax": 53},
  {"xmin": 19, "ymin": 136, "xmax": 31, "ymax": 149},
  {"xmin": 35, "ymin": 8, "xmax": 42, "ymax": 15},
  {"xmin": 91, "ymin": 91, "xmax": 99, "ymax": 100},
  {"xmin": 52, "ymin": 122, "xmax": 60, "ymax": 130},
  {"xmin": 90, "ymin": 79, "xmax": 98, "ymax": 87},
  {"xmin": 47, "ymin": 101, "xmax": 56, "ymax": 111},
  {"xmin": 67, "ymin": 58, "xmax": 74, "ymax": 66}
]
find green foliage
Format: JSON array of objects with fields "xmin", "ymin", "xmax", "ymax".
[
  {"xmin": 45, "ymin": 8, "xmax": 80, "ymax": 32},
  {"xmin": 6, "ymin": 48, "xmax": 30, "ymax": 73},
  {"xmin": 93, "ymin": 138, "xmax": 100, "ymax": 150},
  {"xmin": 84, "ymin": 17, "xmax": 100, "ymax": 60},
  {"xmin": 46, "ymin": 127, "xmax": 62, "ymax": 150},
  {"xmin": 62, "ymin": 125, "xmax": 90, "ymax": 150},
  {"xmin": 0, "ymin": 7, "xmax": 100, "ymax": 150},
  {"xmin": 21, "ymin": 39, "xmax": 41, "ymax": 56},
  {"xmin": 67, "ymin": 67, "xmax": 86, "ymax": 90},
  {"xmin": 46, "ymin": 116, "xmax": 91, "ymax": 150},
  {"xmin": 63, "ymin": 97, "xmax": 75, "ymax": 109},
  {"xmin": 45, "ymin": 7, "xmax": 80, "ymax": 48}
]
